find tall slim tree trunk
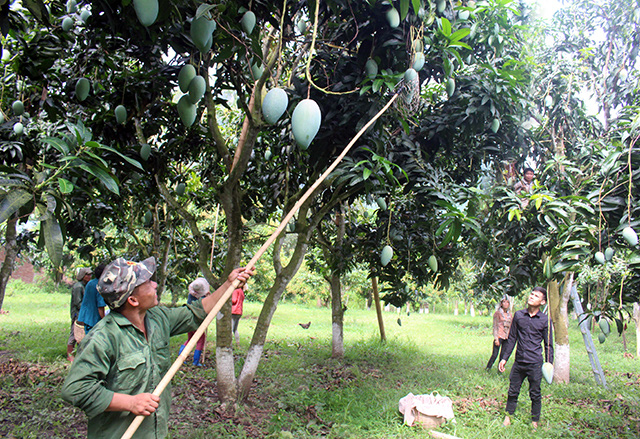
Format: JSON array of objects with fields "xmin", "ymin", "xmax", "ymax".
[
  {"xmin": 548, "ymin": 275, "xmax": 572, "ymax": 383},
  {"xmin": 237, "ymin": 224, "xmax": 312, "ymax": 400},
  {"xmin": 216, "ymin": 183, "xmax": 245, "ymax": 404},
  {"xmin": 634, "ymin": 303, "xmax": 640, "ymax": 358},
  {"xmin": 372, "ymin": 276, "xmax": 386, "ymax": 342},
  {"xmin": 330, "ymin": 274, "xmax": 344, "ymax": 358},
  {"xmin": 0, "ymin": 216, "xmax": 18, "ymax": 312}
]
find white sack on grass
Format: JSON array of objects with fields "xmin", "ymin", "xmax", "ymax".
[{"xmin": 398, "ymin": 392, "xmax": 455, "ymax": 426}]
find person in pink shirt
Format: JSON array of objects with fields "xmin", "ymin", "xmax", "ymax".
[{"xmin": 231, "ymin": 285, "xmax": 245, "ymax": 346}]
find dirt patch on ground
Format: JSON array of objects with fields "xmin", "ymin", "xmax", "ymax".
[{"xmin": 0, "ymin": 355, "xmax": 277, "ymax": 438}]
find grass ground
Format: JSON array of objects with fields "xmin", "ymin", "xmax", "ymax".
[{"xmin": 1, "ymin": 281, "xmax": 639, "ymax": 438}]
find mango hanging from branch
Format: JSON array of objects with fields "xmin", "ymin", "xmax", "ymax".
[
  {"xmin": 262, "ymin": 88, "xmax": 288, "ymax": 125},
  {"xmin": 133, "ymin": 0, "xmax": 159, "ymax": 27},
  {"xmin": 292, "ymin": 99, "xmax": 321, "ymax": 149},
  {"xmin": 380, "ymin": 245, "xmax": 393, "ymax": 267}
]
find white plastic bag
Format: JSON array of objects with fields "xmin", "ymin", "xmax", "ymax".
[{"xmin": 398, "ymin": 392, "xmax": 455, "ymax": 427}]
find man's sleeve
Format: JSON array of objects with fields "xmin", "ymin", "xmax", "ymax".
[
  {"xmin": 500, "ymin": 313, "xmax": 518, "ymax": 362},
  {"xmin": 166, "ymin": 301, "xmax": 209, "ymax": 337},
  {"xmin": 61, "ymin": 334, "xmax": 115, "ymax": 418}
]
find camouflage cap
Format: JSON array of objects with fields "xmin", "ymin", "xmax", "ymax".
[
  {"xmin": 76, "ymin": 267, "xmax": 93, "ymax": 281},
  {"xmin": 98, "ymin": 257, "xmax": 156, "ymax": 308}
]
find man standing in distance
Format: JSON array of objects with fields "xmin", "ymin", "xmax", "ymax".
[
  {"xmin": 62, "ymin": 257, "xmax": 254, "ymax": 438},
  {"xmin": 67, "ymin": 267, "xmax": 92, "ymax": 361},
  {"xmin": 499, "ymin": 287, "xmax": 553, "ymax": 429}
]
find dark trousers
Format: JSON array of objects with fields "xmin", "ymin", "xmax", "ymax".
[
  {"xmin": 506, "ymin": 361, "xmax": 543, "ymax": 422},
  {"xmin": 486, "ymin": 338, "xmax": 507, "ymax": 369}
]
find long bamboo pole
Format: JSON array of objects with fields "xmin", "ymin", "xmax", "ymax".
[{"xmin": 121, "ymin": 93, "xmax": 398, "ymax": 438}]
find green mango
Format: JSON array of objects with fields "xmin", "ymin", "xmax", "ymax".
[
  {"xmin": 115, "ymin": 105, "xmax": 127, "ymax": 124},
  {"xmin": 296, "ymin": 17, "xmax": 307, "ymax": 34},
  {"xmin": 13, "ymin": 122, "xmax": 23, "ymax": 135},
  {"xmin": 380, "ymin": 245, "xmax": 393, "ymax": 267},
  {"xmin": 490, "ymin": 118, "xmax": 500, "ymax": 133},
  {"xmin": 594, "ymin": 251, "xmax": 605, "ymax": 265},
  {"xmin": 187, "ymin": 75, "xmax": 206, "ymax": 104},
  {"xmin": 176, "ymin": 183, "xmax": 186, "ymax": 196},
  {"xmin": 598, "ymin": 332, "xmax": 606, "ymax": 344},
  {"xmin": 413, "ymin": 52, "xmax": 425, "ymax": 71},
  {"xmin": 62, "ymin": 16, "xmax": 74, "ymax": 32},
  {"xmin": 66, "ymin": 0, "xmax": 77, "ymax": 14},
  {"xmin": 144, "ymin": 210, "xmax": 152, "ymax": 225},
  {"xmin": 446, "ymin": 78, "xmax": 455, "ymax": 97},
  {"xmin": 291, "ymin": 99, "xmax": 321, "ymax": 149},
  {"xmin": 264, "ymin": 150, "xmax": 272, "ymax": 160},
  {"xmin": 241, "ymin": 11, "xmax": 256, "ymax": 34},
  {"xmin": 178, "ymin": 64, "xmax": 196, "ymax": 93},
  {"xmin": 75, "ymin": 78, "xmax": 90, "ymax": 101},
  {"xmin": 604, "ymin": 247, "xmax": 614, "ymax": 261},
  {"xmin": 177, "ymin": 95, "xmax": 197, "ymax": 127},
  {"xmin": 140, "ymin": 143, "xmax": 151, "ymax": 161},
  {"xmin": 12, "ymin": 100, "xmax": 24, "ymax": 116},
  {"xmin": 262, "ymin": 88, "xmax": 288, "ymax": 125},
  {"xmin": 458, "ymin": 10, "xmax": 470, "ymax": 20},
  {"xmin": 376, "ymin": 197, "xmax": 387, "ymax": 210},
  {"xmin": 404, "ymin": 68, "xmax": 418, "ymax": 82},
  {"xmin": 251, "ymin": 61, "xmax": 264, "ymax": 80},
  {"xmin": 133, "ymin": 0, "xmax": 158, "ymax": 27},
  {"xmin": 386, "ymin": 8, "xmax": 400, "ymax": 28},
  {"xmin": 191, "ymin": 16, "xmax": 216, "ymax": 53},
  {"xmin": 437, "ymin": 0, "xmax": 446, "ymax": 13},
  {"xmin": 541, "ymin": 362, "xmax": 553, "ymax": 384},
  {"xmin": 428, "ymin": 255, "xmax": 438, "ymax": 272},
  {"xmin": 80, "ymin": 9, "xmax": 91, "ymax": 23},
  {"xmin": 599, "ymin": 318, "xmax": 610, "ymax": 336},
  {"xmin": 622, "ymin": 227, "xmax": 638, "ymax": 246}
]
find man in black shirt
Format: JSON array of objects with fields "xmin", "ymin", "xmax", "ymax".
[{"xmin": 498, "ymin": 286, "xmax": 553, "ymax": 428}]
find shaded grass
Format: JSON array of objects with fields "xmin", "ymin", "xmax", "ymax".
[{"xmin": 1, "ymin": 282, "xmax": 639, "ymax": 438}]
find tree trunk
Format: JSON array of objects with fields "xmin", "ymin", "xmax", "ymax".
[
  {"xmin": 571, "ymin": 285, "xmax": 607, "ymax": 386},
  {"xmin": 215, "ymin": 181, "xmax": 245, "ymax": 404},
  {"xmin": 0, "ymin": 216, "xmax": 18, "ymax": 311},
  {"xmin": 372, "ymin": 276, "xmax": 386, "ymax": 342},
  {"xmin": 330, "ymin": 274, "xmax": 344, "ymax": 358},
  {"xmin": 634, "ymin": 303, "xmax": 640, "ymax": 358},
  {"xmin": 237, "ymin": 224, "xmax": 312, "ymax": 400},
  {"xmin": 547, "ymin": 276, "xmax": 572, "ymax": 383}
]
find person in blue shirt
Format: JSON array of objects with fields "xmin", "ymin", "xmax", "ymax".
[{"xmin": 77, "ymin": 263, "xmax": 107, "ymax": 334}]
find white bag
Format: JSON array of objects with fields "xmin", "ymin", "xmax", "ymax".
[{"xmin": 398, "ymin": 392, "xmax": 455, "ymax": 428}]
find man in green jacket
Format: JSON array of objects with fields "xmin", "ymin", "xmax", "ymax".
[{"xmin": 61, "ymin": 257, "xmax": 254, "ymax": 438}]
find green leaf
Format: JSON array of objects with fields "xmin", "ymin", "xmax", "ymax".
[
  {"xmin": 411, "ymin": 0, "xmax": 421, "ymax": 15},
  {"xmin": 79, "ymin": 165, "xmax": 120, "ymax": 195},
  {"xmin": 372, "ymin": 79, "xmax": 384, "ymax": 93},
  {"xmin": 552, "ymin": 259, "xmax": 580, "ymax": 273},
  {"xmin": 439, "ymin": 18, "xmax": 452, "ymax": 37},
  {"xmin": 58, "ymin": 178, "xmax": 74, "ymax": 194},
  {"xmin": 400, "ymin": 0, "xmax": 410, "ymax": 20},
  {"xmin": 363, "ymin": 168, "xmax": 372, "ymax": 180},
  {"xmin": 42, "ymin": 137, "xmax": 69, "ymax": 155},
  {"xmin": 450, "ymin": 28, "xmax": 470, "ymax": 42},
  {"xmin": 42, "ymin": 217, "xmax": 64, "ymax": 268},
  {"xmin": 0, "ymin": 189, "xmax": 32, "ymax": 223},
  {"xmin": 83, "ymin": 150, "xmax": 109, "ymax": 168}
]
